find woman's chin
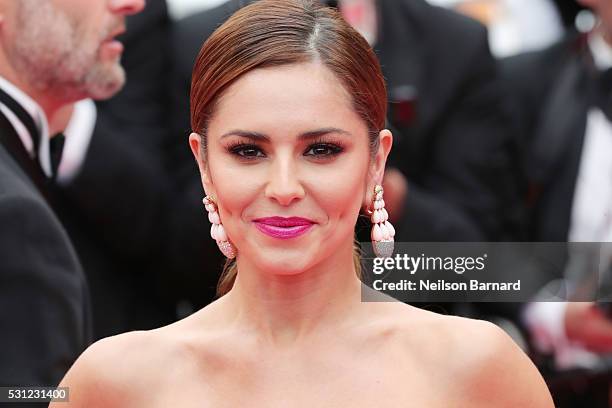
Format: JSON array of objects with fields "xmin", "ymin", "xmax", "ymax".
[
  {"xmin": 250, "ymin": 248, "xmax": 316, "ymax": 276},
  {"xmin": 265, "ymin": 260, "xmax": 312, "ymax": 276}
]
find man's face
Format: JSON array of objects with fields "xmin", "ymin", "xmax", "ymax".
[{"xmin": 2, "ymin": 0, "xmax": 144, "ymax": 102}]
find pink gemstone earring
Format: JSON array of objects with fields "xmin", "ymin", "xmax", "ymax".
[
  {"xmin": 369, "ymin": 185, "xmax": 395, "ymax": 258},
  {"xmin": 203, "ymin": 196, "xmax": 237, "ymax": 259}
]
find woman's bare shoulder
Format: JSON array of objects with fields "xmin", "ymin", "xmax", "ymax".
[
  {"xmin": 51, "ymin": 307, "xmax": 223, "ymax": 408},
  {"xmin": 372, "ymin": 302, "xmax": 554, "ymax": 407},
  {"xmin": 50, "ymin": 329, "xmax": 174, "ymax": 407},
  {"xmin": 62, "ymin": 297, "xmax": 238, "ymax": 405},
  {"xmin": 443, "ymin": 316, "xmax": 554, "ymax": 407}
]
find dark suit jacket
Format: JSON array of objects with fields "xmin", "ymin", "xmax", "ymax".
[
  {"xmin": 502, "ymin": 32, "xmax": 593, "ymax": 245},
  {"xmin": 0, "ymin": 113, "xmax": 92, "ymax": 387},
  {"xmin": 172, "ymin": 0, "xmax": 521, "ymax": 243}
]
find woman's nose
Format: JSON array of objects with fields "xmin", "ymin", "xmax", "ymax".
[{"xmin": 264, "ymin": 156, "xmax": 305, "ymax": 207}]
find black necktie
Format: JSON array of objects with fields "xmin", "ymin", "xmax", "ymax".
[
  {"xmin": 49, "ymin": 133, "xmax": 65, "ymax": 180},
  {"xmin": 594, "ymin": 68, "xmax": 612, "ymax": 121}
]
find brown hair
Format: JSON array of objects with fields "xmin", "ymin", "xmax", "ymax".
[{"xmin": 190, "ymin": 0, "xmax": 387, "ymax": 296}]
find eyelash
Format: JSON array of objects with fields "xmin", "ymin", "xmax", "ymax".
[{"xmin": 225, "ymin": 139, "xmax": 345, "ymax": 160}]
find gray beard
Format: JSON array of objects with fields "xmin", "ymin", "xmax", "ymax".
[{"xmin": 9, "ymin": 0, "xmax": 125, "ymax": 102}]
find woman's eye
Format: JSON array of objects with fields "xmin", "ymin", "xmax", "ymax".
[
  {"xmin": 230, "ymin": 144, "xmax": 265, "ymax": 158},
  {"xmin": 304, "ymin": 143, "xmax": 343, "ymax": 157}
]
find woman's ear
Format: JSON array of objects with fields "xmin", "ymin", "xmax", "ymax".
[
  {"xmin": 189, "ymin": 132, "xmax": 214, "ymax": 196},
  {"xmin": 364, "ymin": 129, "xmax": 393, "ymax": 209},
  {"xmin": 369, "ymin": 129, "xmax": 393, "ymax": 186}
]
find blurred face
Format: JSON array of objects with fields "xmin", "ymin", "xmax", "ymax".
[
  {"xmin": 0, "ymin": 0, "xmax": 144, "ymax": 101},
  {"xmin": 580, "ymin": 0, "xmax": 612, "ymax": 39},
  {"xmin": 190, "ymin": 62, "xmax": 391, "ymax": 276}
]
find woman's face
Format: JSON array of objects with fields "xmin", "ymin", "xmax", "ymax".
[{"xmin": 190, "ymin": 62, "xmax": 391, "ymax": 275}]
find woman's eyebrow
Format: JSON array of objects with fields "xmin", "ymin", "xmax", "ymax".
[
  {"xmin": 298, "ymin": 127, "xmax": 351, "ymax": 140},
  {"xmin": 220, "ymin": 127, "xmax": 351, "ymax": 141},
  {"xmin": 220, "ymin": 130, "xmax": 269, "ymax": 141}
]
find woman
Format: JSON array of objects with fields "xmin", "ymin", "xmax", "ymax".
[{"xmin": 52, "ymin": 1, "xmax": 553, "ymax": 406}]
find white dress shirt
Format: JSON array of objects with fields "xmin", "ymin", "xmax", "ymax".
[{"xmin": 57, "ymin": 99, "xmax": 97, "ymax": 184}]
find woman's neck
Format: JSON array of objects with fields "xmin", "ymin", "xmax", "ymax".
[{"xmin": 223, "ymin": 240, "xmax": 363, "ymax": 347}]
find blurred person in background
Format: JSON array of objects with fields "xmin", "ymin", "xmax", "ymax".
[
  {"xmin": 502, "ymin": 0, "xmax": 612, "ymax": 406},
  {"xmin": 0, "ymin": 0, "xmax": 143, "ymax": 387}
]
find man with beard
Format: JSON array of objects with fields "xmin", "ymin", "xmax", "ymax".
[{"xmin": 0, "ymin": 0, "xmax": 144, "ymax": 387}]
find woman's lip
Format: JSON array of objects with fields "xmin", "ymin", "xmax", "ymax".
[
  {"xmin": 252, "ymin": 217, "xmax": 316, "ymax": 239},
  {"xmin": 253, "ymin": 222, "xmax": 314, "ymax": 239},
  {"xmin": 252, "ymin": 216, "xmax": 315, "ymax": 227}
]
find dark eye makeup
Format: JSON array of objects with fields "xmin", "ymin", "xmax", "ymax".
[
  {"xmin": 224, "ymin": 137, "xmax": 346, "ymax": 161},
  {"xmin": 304, "ymin": 142, "xmax": 344, "ymax": 157},
  {"xmin": 226, "ymin": 142, "xmax": 265, "ymax": 159}
]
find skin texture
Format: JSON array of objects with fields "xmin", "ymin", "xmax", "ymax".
[
  {"xmin": 51, "ymin": 62, "xmax": 554, "ymax": 407},
  {"xmin": 0, "ymin": 0, "xmax": 144, "ymax": 122}
]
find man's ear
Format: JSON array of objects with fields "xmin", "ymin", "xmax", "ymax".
[{"xmin": 189, "ymin": 132, "xmax": 214, "ymax": 195}]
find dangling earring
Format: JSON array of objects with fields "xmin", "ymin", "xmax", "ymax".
[
  {"xmin": 203, "ymin": 196, "xmax": 237, "ymax": 259},
  {"xmin": 369, "ymin": 184, "xmax": 395, "ymax": 258}
]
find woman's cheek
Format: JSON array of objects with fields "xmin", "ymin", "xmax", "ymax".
[
  {"xmin": 306, "ymin": 162, "xmax": 366, "ymax": 224},
  {"xmin": 208, "ymin": 156, "xmax": 262, "ymax": 225}
]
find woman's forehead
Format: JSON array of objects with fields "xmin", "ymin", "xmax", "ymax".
[
  {"xmin": 221, "ymin": 62, "xmax": 350, "ymax": 107},
  {"xmin": 209, "ymin": 62, "xmax": 366, "ymax": 137}
]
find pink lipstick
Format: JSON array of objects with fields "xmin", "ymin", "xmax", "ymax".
[{"xmin": 253, "ymin": 216, "xmax": 315, "ymax": 239}]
